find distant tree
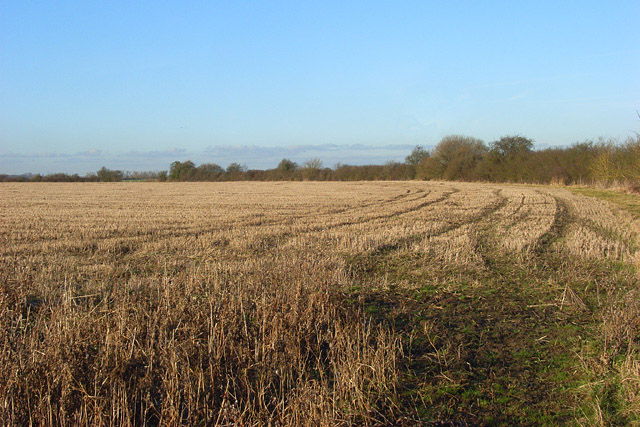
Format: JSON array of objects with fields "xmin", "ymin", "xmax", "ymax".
[
  {"xmin": 562, "ymin": 141, "xmax": 597, "ymax": 184},
  {"xmin": 301, "ymin": 158, "xmax": 324, "ymax": 180},
  {"xmin": 621, "ymin": 135, "xmax": 640, "ymax": 183},
  {"xmin": 590, "ymin": 151, "xmax": 612, "ymax": 184},
  {"xmin": 96, "ymin": 167, "xmax": 123, "ymax": 182},
  {"xmin": 277, "ymin": 158, "xmax": 298, "ymax": 172},
  {"xmin": 420, "ymin": 135, "xmax": 487, "ymax": 180},
  {"xmin": 121, "ymin": 170, "xmax": 161, "ymax": 181},
  {"xmin": 226, "ymin": 162, "xmax": 247, "ymax": 173},
  {"xmin": 195, "ymin": 163, "xmax": 224, "ymax": 180},
  {"xmin": 303, "ymin": 158, "xmax": 323, "ymax": 170},
  {"xmin": 169, "ymin": 161, "xmax": 196, "ymax": 181},
  {"xmin": 84, "ymin": 173, "xmax": 99, "ymax": 182},
  {"xmin": 157, "ymin": 171, "xmax": 168, "ymax": 182},
  {"xmin": 405, "ymin": 145, "xmax": 430, "ymax": 166},
  {"xmin": 42, "ymin": 173, "xmax": 78, "ymax": 182},
  {"xmin": 405, "ymin": 145, "xmax": 431, "ymax": 179},
  {"xmin": 198, "ymin": 163, "xmax": 224, "ymax": 174},
  {"xmin": 490, "ymin": 135, "xmax": 533, "ymax": 159},
  {"xmin": 482, "ymin": 135, "xmax": 535, "ymax": 182}
]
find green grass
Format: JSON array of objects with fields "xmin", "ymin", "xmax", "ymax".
[
  {"xmin": 569, "ymin": 186, "xmax": 640, "ymax": 219},
  {"xmin": 344, "ymin": 255, "xmax": 606, "ymax": 424}
]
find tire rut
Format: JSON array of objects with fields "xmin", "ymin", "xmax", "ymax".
[
  {"xmin": 367, "ymin": 189, "xmax": 509, "ymax": 258},
  {"xmin": 11, "ymin": 188, "xmax": 433, "ymax": 257},
  {"xmin": 532, "ymin": 195, "xmax": 570, "ymax": 257},
  {"xmin": 239, "ymin": 188, "xmax": 461, "ymax": 254}
]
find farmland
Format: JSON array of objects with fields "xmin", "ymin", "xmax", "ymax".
[{"xmin": 1, "ymin": 182, "xmax": 639, "ymax": 425}]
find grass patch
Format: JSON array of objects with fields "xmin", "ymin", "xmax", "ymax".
[
  {"xmin": 569, "ymin": 186, "xmax": 640, "ymax": 219},
  {"xmin": 345, "ymin": 247, "xmax": 615, "ymax": 425}
]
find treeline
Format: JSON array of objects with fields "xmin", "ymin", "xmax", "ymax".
[
  {"xmin": 410, "ymin": 134, "xmax": 639, "ymax": 186},
  {"xmin": 160, "ymin": 159, "xmax": 416, "ymax": 182},
  {"xmin": 0, "ymin": 168, "xmax": 160, "ymax": 183},
  {"xmin": 1, "ymin": 173, "xmax": 96, "ymax": 183},
  {"xmin": 3, "ymin": 134, "xmax": 638, "ymax": 186},
  {"xmin": 163, "ymin": 135, "xmax": 639, "ymax": 186}
]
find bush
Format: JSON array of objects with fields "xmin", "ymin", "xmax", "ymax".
[
  {"xmin": 97, "ymin": 167, "xmax": 123, "ymax": 182},
  {"xmin": 419, "ymin": 135, "xmax": 486, "ymax": 181}
]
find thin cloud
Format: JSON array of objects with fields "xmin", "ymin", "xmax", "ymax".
[
  {"xmin": 117, "ymin": 148, "xmax": 188, "ymax": 159},
  {"xmin": 1, "ymin": 150, "xmax": 102, "ymax": 159}
]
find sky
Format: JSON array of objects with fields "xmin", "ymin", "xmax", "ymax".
[{"xmin": 1, "ymin": 1, "xmax": 639, "ymax": 174}]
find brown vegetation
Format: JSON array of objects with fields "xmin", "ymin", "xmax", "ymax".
[{"xmin": 1, "ymin": 182, "xmax": 638, "ymax": 425}]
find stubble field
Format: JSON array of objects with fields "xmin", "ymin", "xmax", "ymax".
[{"xmin": 1, "ymin": 182, "xmax": 639, "ymax": 426}]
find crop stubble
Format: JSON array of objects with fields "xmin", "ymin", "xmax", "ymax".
[{"xmin": 1, "ymin": 181, "xmax": 638, "ymax": 425}]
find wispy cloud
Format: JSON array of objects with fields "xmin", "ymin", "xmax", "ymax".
[
  {"xmin": 505, "ymin": 91, "xmax": 533, "ymax": 102},
  {"xmin": 1, "ymin": 150, "xmax": 102, "ymax": 159},
  {"xmin": 116, "ymin": 148, "xmax": 188, "ymax": 159}
]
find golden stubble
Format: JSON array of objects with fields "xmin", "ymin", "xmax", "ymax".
[{"xmin": 1, "ymin": 181, "xmax": 638, "ymax": 425}]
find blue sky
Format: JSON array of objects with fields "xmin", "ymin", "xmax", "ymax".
[{"xmin": 1, "ymin": 1, "xmax": 639, "ymax": 174}]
